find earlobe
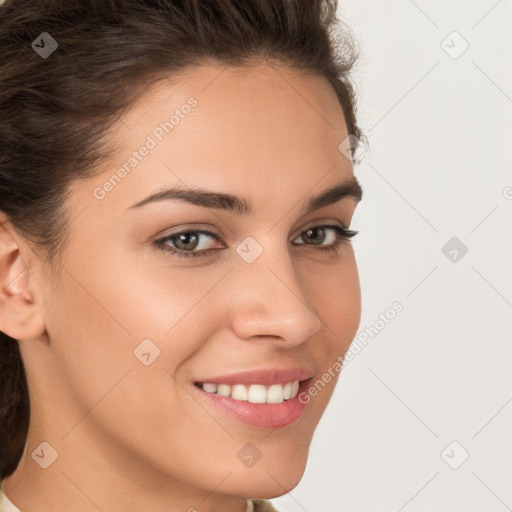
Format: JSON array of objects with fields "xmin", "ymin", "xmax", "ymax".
[{"xmin": 0, "ymin": 214, "xmax": 46, "ymax": 341}]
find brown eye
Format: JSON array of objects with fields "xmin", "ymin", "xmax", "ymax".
[
  {"xmin": 292, "ymin": 224, "xmax": 358, "ymax": 251},
  {"xmin": 154, "ymin": 229, "xmax": 223, "ymax": 259},
  {"xmin": 301, "ymin": 226, "xmax": 330, "ymax": 245}
]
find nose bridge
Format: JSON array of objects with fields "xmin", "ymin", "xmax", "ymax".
[{"xmin": 228, "ymin": 237, "xmax": 323, "ymax": 344}]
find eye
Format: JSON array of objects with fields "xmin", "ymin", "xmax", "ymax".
[
  {"xmin": 153, "ymin": 228, "xmax": 222, "ymax": 259},
  {"xmin": 292, "ymin": 224, "xmax": 358, "ymax": 254},
  {"xmin": 153, "ymin": 224, "xmax": 359, "ymax": 259}
]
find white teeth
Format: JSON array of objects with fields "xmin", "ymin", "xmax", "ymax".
[
  {"xmin": 202, "ymin": 382, "xmax": 217, "ymax": 393},
  {"xmin": 231, "ymin": 384, "xmax": 248, "ymax": 401},
  {"xmin": 290, "ymin": 380, "xmax": 299, "ymax": 398},
  {"xmin": 217, "ymin": 384, "xmax": 231, "ymax": 396},
  {"xmin": 199, "ymin": 381, "xmax": 301, "ymax": 403},
  {"xmin": 248, "ymin": 384, "xmax": 266, "ymax": 403},
  {"xmin": 283, "ymin": 382, "xmax": 292, "ymax": 400},
  {"xmin": 267, "ymin": 384, "xmax": 285, "ymax": 404}
]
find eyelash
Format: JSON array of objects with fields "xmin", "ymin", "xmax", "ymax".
[{"xmin": 153, "ymin": 224, "xmax": 359, "ymax": 259}]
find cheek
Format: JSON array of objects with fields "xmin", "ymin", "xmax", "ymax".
[
  {"xmin": 305, "ymin": 247, "xmax": 361, "ymax": 345},
  {"xmin": 43, "ymin": 262, "xmax": 216, "ymax": 468},
  {"xmin": 43, "ymin": 250, "xmax": 216, "ymax": 429},
  {"xmin": 300, "ymin": 250, "xmax": 361, "ymax": 400}
]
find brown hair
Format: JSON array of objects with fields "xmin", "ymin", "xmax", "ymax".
[{"xmin": 0, "ymin": 0, "xmax": 364, "ymax": 479}]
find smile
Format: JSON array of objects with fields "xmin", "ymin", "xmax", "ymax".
[{"xmin": 195, "ymin": 381, "xmax": 300, "ymax": 403}]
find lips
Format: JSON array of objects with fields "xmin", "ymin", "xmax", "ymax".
[
  {"xmin": 193, "ymin": 367, "xmax": 314, "ymax": 386},
  {"xmin": 191, "ymin": 367, "xmax": 314, "ymax": 429}
]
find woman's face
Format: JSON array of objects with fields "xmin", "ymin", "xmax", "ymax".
[{"xmin": 19, "ymin": 62, "xmax": 362, "ymax": 505}]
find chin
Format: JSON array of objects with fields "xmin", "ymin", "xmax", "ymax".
[
  {"xmin": 226, "ymin": 450, "xmax": 308, "ymax": 500},
  {"xmin": 244, "ymin": 470, "xmax": 305, "ymax": 500}
]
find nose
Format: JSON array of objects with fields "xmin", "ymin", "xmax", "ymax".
[{"xmin": 227, "ymin": 244, "xmax": 323, "ymax": 347}]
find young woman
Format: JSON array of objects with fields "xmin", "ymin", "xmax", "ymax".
[{"xmin": 0, "ymin": 1, "xmax": 365, "ymax": 510}]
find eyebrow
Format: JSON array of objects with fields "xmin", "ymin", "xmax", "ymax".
[{"xmin": 127, "ymin": 176, "xmax": 363, "ymax": 216}]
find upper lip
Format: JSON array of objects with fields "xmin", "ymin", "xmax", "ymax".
[{"xmin": 195, "ymin": 367, "xmax": 314, "ymax": 386}]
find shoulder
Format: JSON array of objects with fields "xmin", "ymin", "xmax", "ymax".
[
  {"xmin": 250, "ymin": 499, "xmax": 283, "ymax": 512},
  {"xmin": 0, "ymin": 486, "xmax": 22, "ymax": 512}
]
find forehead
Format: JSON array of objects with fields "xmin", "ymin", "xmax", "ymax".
[
  {"xmin": 71, "ymin": 61, "xmax": 354, "ymax": 217},
  {"xmin": 117, "ymin": 60, "xmax": 349, "ymax": 156},
  {"xmin": 124, "ymin": 60, "xmax": 345, "ymax": 127}
]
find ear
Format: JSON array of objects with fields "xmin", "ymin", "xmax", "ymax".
[{"xmin": 0, "ymin": 212, "xmax": 46, "ymax": 341}]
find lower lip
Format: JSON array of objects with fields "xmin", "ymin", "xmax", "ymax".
[{"xmin": 193, "ymin": 379, "xmax": 312, "ymax": 429}]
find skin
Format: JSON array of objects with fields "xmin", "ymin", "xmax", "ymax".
[{"xmin": 0, "ymin": 60, "xmax": 362, "ymax": 512}]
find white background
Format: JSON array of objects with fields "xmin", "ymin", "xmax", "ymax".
[{"xmin": 273, "ymin": 1, "xmax": 512, "ymax": 511}]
